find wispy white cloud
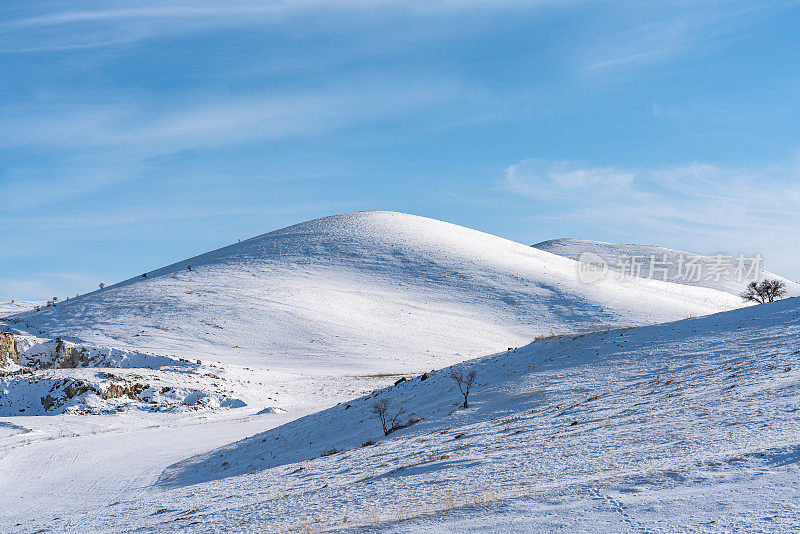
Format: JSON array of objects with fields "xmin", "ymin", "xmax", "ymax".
[
  {"xmin": 506, "ymin": 159, "xmax": 637, "ymax": 196},
  {"xmin": 4, "ymin": 4, "xmax": 282, "ymax": 28},
  {"xmin": 504, "ymin": 156, "xmax": 800, "ymax": 275},
  {"xmin": 0, "ymin": 1, "xmax": 316, "ymax": 53},
  {"xmin": 0, "ymin": 0, "xmax": 563, "ymax": 53},
  {"xmin": 0, "ymin": 76, "xmax": 468, "ymax": 211},
  {"xmin": 0, "ymin": 78, "xmax": 463, "ymax": 151},
  {"xmin": 506, "ymin": 157, "xmax": 800, "ymax": 229},
  {"xmin": 3, "ymin": 201, "xmax": 356, "ymax": 231},
  {"xmin": 581, "ymin": 2, "xmax": 776, "ymax": 74},
  {"xmin": 4, "ymin": 0, "xmax": 560, "ymax": 29}
]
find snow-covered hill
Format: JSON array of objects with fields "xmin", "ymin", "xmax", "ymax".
[
  {"xmin": 533, "ymin": 238, "xmax": 800, "ymax": 297},
  {"xmin": 53, "ymin": 297, "xmax": 800, "ymax": 532},
  {"xmin": 5, "ymin": 212, "xmax": 746, "ymax": 373}
]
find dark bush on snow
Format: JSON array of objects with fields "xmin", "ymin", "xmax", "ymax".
[
  {"xmin": 740, "ymin": 279, "xmax": 787, "ymax": 304},
  {"xmin": 451, "ymin": 370, "xmax": 477, "ymax": 408},
  {"xmin": 372, "ymin": 398, "xmax": 408, "ymax": 436}
]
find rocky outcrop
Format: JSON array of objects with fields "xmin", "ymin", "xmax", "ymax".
[
  {"xmin": 57, "ymin": 345, "xmax": 93, "ymax": 368},
  {"xmin": 38, "ymin": 378, "xmax": 98, "ymax": 413},
  {"xmin": 0, "ymin": 332, "xmax": 19, "ymax": 368},
  {"xmin": 64, "ymin": 382, "xmax": 92, "ymax": 399},
  {"xmin": 40, "ymin": 394, "xmax": 58, "ymax": 411},
  {"xmin": 24, "ymin": 339, "xmax": 97, "ymax": 369},
  {"xmin": 101, "ymin": 382, "xmax": 146, "ymax": 400}
]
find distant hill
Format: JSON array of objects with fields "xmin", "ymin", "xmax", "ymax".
[{"xmin": 533, "ymin": 238, "xmax": 800, "ymax": 297}]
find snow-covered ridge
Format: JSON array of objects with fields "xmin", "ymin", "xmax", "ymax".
[
  {"xmin": 533, "ymin": 238, "xmax": 800, "ymax": 297},
  {"xmin": 5, "ymin": 211, "xmax": 749, "ymax": 372}
]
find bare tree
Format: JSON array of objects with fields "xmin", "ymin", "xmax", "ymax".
[
  {"xmin": 764, "ymin": 279, "xmax": 788, "ymax": 302},
  {"xmin": 372, "ymin": 398, "xmax": 405, "ymax": 436},
  {"xmin": 740, "ymin": 279, "xmax": 787, "ymax": 304},
  {"xmin": 451, "ymin": 370, "xmax": 477, "ymax": 408}
]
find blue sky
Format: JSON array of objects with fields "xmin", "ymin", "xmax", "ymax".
[{"xmin": 2, "ymin": 0, "xmax": 800, "ymax": 300}]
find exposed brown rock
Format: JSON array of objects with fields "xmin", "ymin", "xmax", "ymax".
[
  {"xmin": 101, "ymin": 382, "xmax": 146, "ymax": 400},
  {"xmin": 102, "ymin": 384, "xmax": 131, "ymax": 400},
  {"xmin": 64, "ymin": 382, "xmax": 91, "ymax": 399},
  {"xmin": 58, "ymin": 346, "xmax": 93, "ymax": 368},
  {"xmin": 0, "ymin": 332, "xmax": 19, "ymax": 368},
  {"xmin": 40, "ymin": 394, "xmax": 58, "ymax": 411}
]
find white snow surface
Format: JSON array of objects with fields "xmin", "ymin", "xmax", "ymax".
[
  {"xmin": 6, "ymin": 212, "xmax": 745, "ymax": 373},
  {"xmin": 0, "ymin": 301, "xmax": 43, "ymax": 318},
  {"xmin": 13, "ymin": 296, "xmax": 798, "ymax": 532},
  {"xmin": 534, "ymin": 238, "xmax": 800, "ymax": 297}
]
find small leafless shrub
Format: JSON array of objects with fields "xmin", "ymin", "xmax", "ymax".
[
  {"xmin": 372, "ymin": 398, "xmax": 406, "ymax": 436},
  {"xmin": 450, "ymin": 369, "xmax": 477, "ymax": 408}
]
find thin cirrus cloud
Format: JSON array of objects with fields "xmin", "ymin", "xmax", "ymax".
[
  {"xmin": 0, "ymin": 2, "xmax": 345, "ymax": 53},
  {"xmin": 0, "ymin": 77, "xmax": 466, "ymax": 211},
  {"xmin": 3, "ymin": 201, "xmax": 358, "ymax": 232},
  {"xmin": 3, "ymin": 0, "xmax": 548, "ymax": 28},
  {"xmin": 0, "ymin": 79, "xmax": 462, "ymax": 152},
  {"xmin": 0, "ymin": 0, "xmax": 553, "ymax": 53},
  {"xmin": 504, "ymin": 157, "xmax": 800, "ymax": 249},
  {"xmin": 584, "ymin": 14, "xmax": 711, "ymax": 72},
  {"xmin": 581, "ymin": 2, "xmax": 777, "ymax": 74}
]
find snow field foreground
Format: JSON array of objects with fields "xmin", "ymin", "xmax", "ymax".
[
  {"xmin": 5, "ymin": 212, "xmax": 746, "ymax": 372},
  {"xmin": 0, "ymin": 369, "xmax": 402, "ymax": 532},
  {"xmin": 68, "ymin": 297, "xmax": 800, "ymax": 532}
]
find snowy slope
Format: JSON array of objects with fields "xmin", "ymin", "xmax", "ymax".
[
  {"xmin": 5, "ymin": 212, "xmax": 745, "ymax": 373},
  {"xmin": 68, "ymin": 296, "xmax": 800, "ymax": 532},
  {"xmin": 0, "ymin": 301, "xmax": 42, "ymax": 318},
  {"xmin": 534, "ymin": 238, "xmax": 800, "ymax": 297},
  {"xmin": 0, "ymin": 368, "xmax": 407, "ymax": 531}
]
